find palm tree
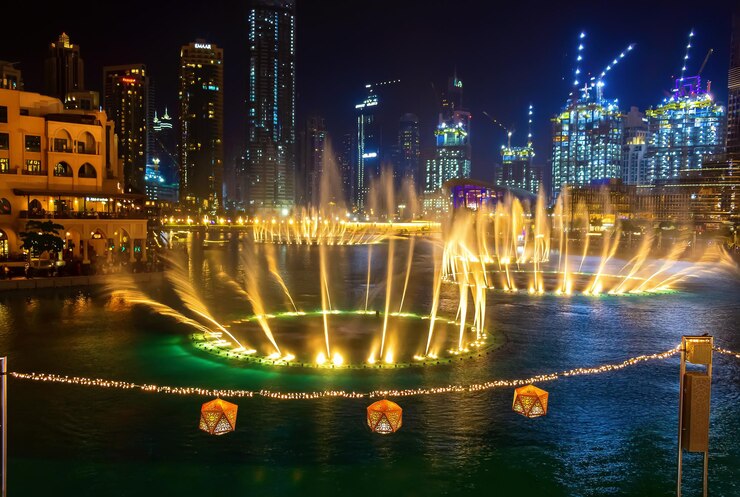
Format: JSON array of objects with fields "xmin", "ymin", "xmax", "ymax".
[{"xmin": 19, "ymin": 220, "xmax": 65, "ymax": 257}]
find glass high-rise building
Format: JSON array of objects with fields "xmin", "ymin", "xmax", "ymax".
[
  {"xmin": 103, "ymin": 64, "xmax": 150, "ymax": 194},
  {"xmin": 425, "ymin": 76, "xmax": 471, "ymax": 196},
  {"xmin": 354, "ymin": 87, "xmax": 380, "ymax": 210},
  {"xmin": 242, "ymin": 0, "xmax": 296, "ymax": 214},
  {"xmin": 551, "ymin": 88, "xmax": 624, "ymax": 199},
  {"xmin": 398, "ymin": 113, "xmax": 420, "ymax": 190},
  {"xmin": 645, "ymin": 76, "xmax": 725, "ymax": 183},
  {"xmin": 44, "ymin": 33, "xmax": 84, "ymax": 102},
  {"xmin": 297, "ymin": 116, "xmax": 326, "ymax": 207},
  {"xmin": 179, "ymin": 41, "xmax": 224, "ymax": 213},
  {"xmin": 621, "ymin": 106, "xmax": 649, "ymax": 185}
]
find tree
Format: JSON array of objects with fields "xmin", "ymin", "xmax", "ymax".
[{"xmin": 19, "ymin": 220, "xmax": 65, "ymax": 256}]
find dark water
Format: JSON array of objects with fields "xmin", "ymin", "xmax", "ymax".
[{"xmin": 0, "ymin": 240, "xmax": 738, "ymax": 496}]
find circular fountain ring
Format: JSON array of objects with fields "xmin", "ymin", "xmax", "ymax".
[
  {"xmin": 190, "ymin": 310, "xmax": 501, "ymax": 370},
  {"xmin": 445, "ymin": 269, "xmax": 680, "ymax": 296}
]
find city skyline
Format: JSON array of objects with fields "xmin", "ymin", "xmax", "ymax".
[{"xmin": 2, "ymin": 0, "xmax": 736, "ymax": 188}]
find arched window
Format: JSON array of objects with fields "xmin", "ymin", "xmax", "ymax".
[
  {"xmin": 54, "ymin": 161, "xmax": 72, "ymax": 177},
  {"xmin": 0, "ymin": 198, "xmax": 10, "ymax": 215},
  {"xmin": 78, "ymin": 163, "xmax": 97, "ymax": 178},
  {"xmin": 28, "ymin": 199, "xmax": 42, "ymax": 214},
  {"xmin": 53, "ymin": 129, "xmax": 73, "ymax": 152},
  {"xmin": 77, "ymin": 131, "xmax": 96, "ymax": 154},
  {"xmin": 0, "ymin": 229, "xmax": 8, "ymax": 259}
]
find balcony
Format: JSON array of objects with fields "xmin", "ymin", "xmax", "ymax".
[
  {"xmin": 19, "ymin": 210, "xmax": 148, "ymax": 220},
  {"xmin": 22, "ymin": 169, "xmax": 47, "ymax": 176}
]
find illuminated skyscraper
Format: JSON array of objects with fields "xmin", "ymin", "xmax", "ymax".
[
  {"xmin": 152, "ymin": 107, "xmax": 177, "ymax": 184},
  {"xmin": 179, "ymin": 40, "xmax": 224, "ymax": 212},
  {"xmin": 44, "ymin": 33, "xmax": 84, "ymax": 102},
  {"xmin": 398, "ymin": 113, "xmax": 420, "ymax": 190},
  {"xmin": 551, "ymin": 88, "xmax": 623, "ymax": 199},
  {"xmin": 297, "ymin": 116, "xmax": 326, "ymax": 207},
  {"xmin": 424, "ymin": 75, "xmax": 471, "ymax": 197},
  {"xmin": 728, "ymin": 11, "xmax": 740, "ymax": 155},
  {"xmin": 103, "ymin": 64, "xmax": 150, "ymax": 194},
  {"xmin": 243, "ymin": 0, "xmax": 296, "ymax": 214},
  {"xmin": 355, "ymin": 86, "xmax": 380, "ymax": 210},
  {"xmin": 645, "ymin": 76, "xmax": 725, "ymax": 183},
  {"xmin": 621, "ymin": 106, "xmax": 649, "ymax": 185},
  {"xmin": 497, "ymin": 105, "xmax": 538, "ymax": 193}
]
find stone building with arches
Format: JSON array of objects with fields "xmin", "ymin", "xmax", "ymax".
[{"xmin": 0, "ymin": 88, "xmax": 147, "ymax": 263}]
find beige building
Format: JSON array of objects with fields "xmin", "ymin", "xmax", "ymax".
[{"xmin": 0, "ymin": 88, "xmax": 148, "ymax": 264}]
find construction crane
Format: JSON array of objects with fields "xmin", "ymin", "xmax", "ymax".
[
  {"xmin": 482, "ymin": 111, "xmax": 514, "ymax": 148},
  {"xmin": 697, "ymin": 48, "xmax": 713, "ymax": 76}
]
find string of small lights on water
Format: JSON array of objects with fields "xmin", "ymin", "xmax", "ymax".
[{"xmin": 12, "ymin": 344, "xmax": 739, "ymax": 401}]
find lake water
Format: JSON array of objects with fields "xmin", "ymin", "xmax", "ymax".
[{"xmin": 0, "ymin": 239, "xmax": 738, "ymax": 496}]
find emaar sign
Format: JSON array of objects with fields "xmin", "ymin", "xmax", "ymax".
[{"xmin": 194, "ymin": 43, "xmax": 211, "ymax": 50}]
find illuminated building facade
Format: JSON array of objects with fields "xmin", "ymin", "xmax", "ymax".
[
  {"xmin": 424, "ymin": 75, "xmax": 471, "ymax": 210},
  {"xmin": 645, "ymin": 76, "xmax": 725, "ymax": 183},
  {"xmin": 151, "ymin": 108, "xmax": 177, "ymax": 185},
  {"xmin": 0, "ymin": 62, "xmax": 22, "ymax": 91},
  {"xmin": 728, "ymin": 12, "xmax": 740, "ymax": 155},
  {"xmin": 338, "ymin": 132, "xmax": 353, "ymax": 205},
  {"xmin": 398, "ymin": 113, "xmax": 420, "ymax": 190},
  {"xmin": 0, "ymin": 88, "xmax": 148, "ymax": 262},
  {"xmin": 551, "ymin": 90, "xmax": 624, "ymax": 199},
  {"xmin": 621, "ymin": 106, "xmax": 649, "ymax": 185},
  {"xmin": 44, "ymin": 33, "xmax": 84, "ymax": 103},
  {"xmin": 243, "ymin": 0, "xmax": 296, "ymax": 214},
  {"xmin": 497, "ymin": 145, "xmax": 535, "ymax": 192},
  {"xmin": 103, "ymin": 64, "xmax": 150, "ymax": 194},
  {"xmin": 179, "ymin": 41, "xmax": 223, "ymax": 213},
  {"xmin": 355, "ymin": 87, "xmax": 380, "ymax": 210},
  {"xmin": 297, "ymin": 116, "xmax": 326, "ymax": 207}
]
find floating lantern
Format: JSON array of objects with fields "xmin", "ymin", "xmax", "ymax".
[
  {"xmin": 367, "ymin": 399, "xmax": 403, "ymax": 434},
  {"xmin": 512, "ymin": 384, "xmax": 548, "ymax": 418},
  {"xmin": 199, "ymin": 398, "xmax": 238, "ymax": 435}
]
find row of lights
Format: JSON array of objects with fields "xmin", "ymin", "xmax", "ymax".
[{"xmin": 9, "ymin": 346, "xmax": 687, "ymax": 401}]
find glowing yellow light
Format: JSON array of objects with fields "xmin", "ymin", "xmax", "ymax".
[
  {"xmin": 367, "ymin": 355, "xmax": 376, "ymax": 364},
  {"xmin": 384, "ymin": 351, "xmax": 393, "ymax": 364},
  {"xmin": 316, "ymin": 352, "xmax": 327, "ymax": 365},
  {"xmin": 267, "ymin": 352, "xmax": 281, "ymax": 360},
  {"xmin": 332, "ymin": 352, "xmax": 344, "ymax": 367}
]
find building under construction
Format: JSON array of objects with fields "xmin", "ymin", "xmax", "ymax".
[{"xmin": 646, "ymin": 75, "xmax": 725, "ymax": 183}]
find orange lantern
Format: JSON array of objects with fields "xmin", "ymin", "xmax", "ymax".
[
  {"xmin": 199, "ymin": 398, "xmax": 238, "ymax": 435},
  {"xmin": 367, "ymin": 399, "xmax": 403, "ymax": 434},
  {"xmin": 512, "ymin": 384, "xmax": 548, "ymax": 418}
]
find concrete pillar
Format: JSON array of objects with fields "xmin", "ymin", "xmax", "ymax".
[
  {"xmin": 141, "ymin": 239, "xmax": 148, "ymax": 262},
  {"xmin": 82, "ymin": 239, "xmax": 89, "ymax": 264},
  {"xmin": 129, "ymin": 240, "xmax": 135, "ymax": 262}
]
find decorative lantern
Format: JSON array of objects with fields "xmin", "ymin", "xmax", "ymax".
[
  {"xmin": 512, "ymin": 384, "xmax": 548, "ymax": 418},
  {"xmin": 367, "ymin": 399, "xmax": 403, "ymax": 434},
  {"xmin": 199, "ymin": 398, "xmax": 238, "ymax": 435}
]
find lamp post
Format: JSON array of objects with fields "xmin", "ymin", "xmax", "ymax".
[
  {"xmin": 677, "ymin": 335, "xmax": 713, "ymax": 497},
  {"xmin": 1, "ymin": 356, "xmax": 6, "ymax": 497}
]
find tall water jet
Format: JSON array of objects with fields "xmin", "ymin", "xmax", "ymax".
[
  {"xmin": 364, "ymin": 245, "xmax": 373, "ymax": 311},
  {"xmin": 264, "ymin": 243, "xmax": 298, "ymax": 312},
  {"xmin": 425, "ymin": 243, "xmax": 443, "ymax": 356},
  {"xmin": 318, "ymin": 243, "xmax": 332, "ymax": 358},
  {"xmin": 238, "ymin": 247, "xmax": 282, "ymax": 354},
  {"xmin": 398, "ymin": 236, "xmax": 415, "ymax": 312},
  {"xmin": 161, "ymin": 257, "xmax": 249, "ymax": 350}
]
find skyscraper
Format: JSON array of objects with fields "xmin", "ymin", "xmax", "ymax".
[
  {"xmin": 398, "ymin": 113, "xmax": 420, "ymax": 190},
  {"xmin": 728, "ymin": 11, "xmax": 740, "ymax": 155},
  {"xmin": 103, "ymin": 64, "xmax": 150, "ymax": 194},
  {"xmin": 621, "ymin": 106, "xmax": 649, "ymax": 185},
  {"xmin": 645, "ymin": 76, "xmax": 724, "ymax": 183},
  {"xmin": 297, "ymin": 116, "xmax": 327, "ymax": 207},
  {"xmin": 424, "ymin": 75, "xmax": 471, "ymax": 198},
  {"xmin": 338, "ymin": 132, "xmax": 354, "ymax": 205},
  {"xmin": 152, "ymin": 108, "xmax": 177, "ymax": 184},
  {"xmin": 355, "ymin": 86, "xmax": 380, "ymax": 210},
  {"xmin": 243, "ymin": 0, "xmax": 296, "ymax": 214},
  {"xmin": 179, "ymin": 40, "xmax": 224, "ymax": 212},
  {"xmin": 496, "ymin": 105, "xmax": 538, "ymax": 193},
  {"xmin": 551, "ymin": 87, "xmax": 624, "ymax": 199},
  {"xmin": 44, "ymin": 33, "xmax": 84, "ymax": 102}
]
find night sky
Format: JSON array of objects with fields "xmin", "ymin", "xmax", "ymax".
[{"xmin": 2, "ymin": 0, "xmax": 737, "ymax": 184}]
